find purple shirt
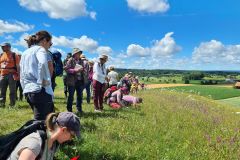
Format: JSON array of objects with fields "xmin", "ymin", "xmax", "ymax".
[
  {"xmin": 122, "ymin": 95, "xmax": 138, "ymax": 104},
  {"xmin": 88, "ymin": 67, "xmax": 93, "ymax": 81}
]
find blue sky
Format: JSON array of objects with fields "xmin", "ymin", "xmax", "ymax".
[{"xmin": 1, "ymin": 0, "xmax": 240, "ymax": 70}]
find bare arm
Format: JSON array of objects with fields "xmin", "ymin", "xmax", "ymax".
[
  {"xmin": 18, "ymin": 148, "xmax": 37, "ymax": 160},
  {"xmin": 48, "ymin": 61, "xmax": 54, "ymax": 77}
]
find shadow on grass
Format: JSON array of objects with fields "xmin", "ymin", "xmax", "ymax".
[
  {"xmin": 81, "ymin": 121, "xmax": 97, "ymax": 132},
  {"xmin": 54, "ymin": 96, "xmax": 66, "ymax": 100},
  {"xmin": 106, "ymin": 107, "xmax": 146, "ymax": 117},
  {"xmin": 15, "ymin": 103, "xmax": 31, "ymax": 109}
]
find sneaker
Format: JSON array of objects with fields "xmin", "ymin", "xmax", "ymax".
[{"xmin": 94, "ymin": 109, "xmax": 102, "ymax": 113}]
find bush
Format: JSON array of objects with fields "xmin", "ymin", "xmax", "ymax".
[
  {"xmin": 201, "ymin": 80, "xmax": 218, "ymax": 85},
  {"xmin": 184, "ymin": 79, "xmax": 190, "ymax": 84}
]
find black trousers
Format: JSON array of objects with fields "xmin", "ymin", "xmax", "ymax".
[{"xmin": 26, "ymin": 88, "xmax": 54, "ymax": 120}]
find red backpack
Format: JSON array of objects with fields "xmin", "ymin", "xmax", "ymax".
[{"xmin": 103, "ymin": 86, "xmax": 118, "ymax": 102}]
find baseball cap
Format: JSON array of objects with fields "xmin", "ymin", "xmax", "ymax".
[
  {"xmin": 1, "ymin": 42, "xmax": 11, "ymax": 47},
  {"xmin": 56, "ymin": 112, "xmax": 81, "ymax": 137}
]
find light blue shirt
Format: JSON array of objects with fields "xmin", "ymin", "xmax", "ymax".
[{"xmin": 20, "ymin": 45, "xmax": 53, "ymax": 97}]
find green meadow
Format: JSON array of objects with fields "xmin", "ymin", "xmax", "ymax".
[
  {"xmin": 164, "ymin": 85, "xmax": 240, "ymax": 100},
  {"xmin": 1, "ymin": 78, "xmax": 240, "ymax": 159}
]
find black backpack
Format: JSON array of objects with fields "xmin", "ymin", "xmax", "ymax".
[{"xmin": 0, "ymin": 120, "xmax": 47, "ymax": 160}]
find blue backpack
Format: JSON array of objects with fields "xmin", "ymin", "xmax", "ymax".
[{"xmin": 52, "ymin": 51, "xmax": 63, "ymax": 76}]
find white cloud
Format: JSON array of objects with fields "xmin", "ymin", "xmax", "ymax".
[
  {"xmin": 5, "ymin": 35, "xmax": 14, "ymax": 40},
  {"xmin": 0, "ymin": 19, "xmax": 33, "ymax": 35},
  {"xmin": 107, "ymin": 56, "xmax": 126, "ymax": 69},
  {"xmin": 12, "ymin": 47, "xmax": 23, "ymax": 55},
  {"xmin": 18, "ymin": 0, "xmax": 96, "ymax": 20},
  {"xmin": 127, "ymin": 44, "xmax": 150, "ymax": 57},
  {"xmin": 127, "ymin": 0, "xmax": 170, "ymax": 13},
  {"xmin": 52, "ymin": 35, "xmax": 112, "ymax": 55},
  {"xmin": 97, "ymin": 46, "xmax": 112, "ymax": 56},
  {"xmin": 15, "ymin": 33, "xmax": 30, "ymax": 48},
  {"xmin": 192, "ymin": 40, "xmax": 240, "ymax": 64},
  {"xmin": 89, "ymin": 11, "xmax": 97, "ymax": 20},
  {"xmin": 52, "ymin": 35, "xmax": 98, "ymax": 52},
  {"xmin": 151, "ymin": 32, "xmax": 182, "ymax": 57},
  {"xmin": 126, "ymin": 32, "xmax": 181, "ymax": 58},
  {"xmin": 43, "ymin": 23, "xmax": 51, "ymax": 27}
]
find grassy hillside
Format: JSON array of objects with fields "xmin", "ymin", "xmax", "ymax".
[{"xmin": 1, "ymin": 79, "xmax": 240, "ymax": 159}]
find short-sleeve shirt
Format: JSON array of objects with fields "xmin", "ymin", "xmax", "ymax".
[
  {"xmin": 107, "ymin": 71, "xmax": 118, "ymax": 85},
  {"xmin": 122, "ymin": 95, "xmax": 138, "ymax": 104},
  {"xmin": 0, "ymin": 52, "xmax": 20, "ymax": 76},
  {"xmin": 8, "ymin": 131, "xmax": 57, "ymax": 160}
]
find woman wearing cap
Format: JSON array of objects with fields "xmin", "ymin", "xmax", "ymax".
[
  {"xmin": 20, "ymin": 30, "xmax": 54, "ymax": 120},
  {"xmin": 92, "ymin": 54, "xmax": 108, "ymax": 112},
  {"xmin": 8, "ymin": 112, "xmax": 80, "ymax": 160}
]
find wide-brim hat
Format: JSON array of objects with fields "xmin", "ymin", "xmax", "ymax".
[
  {"xmin": 99, "ymin": 54, "xmax": 108, "ymax": 60},
  {"xmin": 88, "ymin": 60, "xmax": 94, "ymax": 64},
  {"xmin": 72, "ymin": 48, "xmax": 82, "ymax": 56}
]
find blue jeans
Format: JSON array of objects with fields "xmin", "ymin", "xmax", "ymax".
[
  {"xmin": 67, "ymin": 80, "xmax": 84, "ymax": 112},
  {"xmin": 85, "ymin": 80, "xmax": 92, "ymax": 103}
]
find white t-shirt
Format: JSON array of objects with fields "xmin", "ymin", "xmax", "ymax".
[
  {"xmin": 93, "ymin": 62, "xmax": 107, "ymax": 84},
  {"xmin": 107, "ymin": 71, "xmax": 118, "ymax": 85}
]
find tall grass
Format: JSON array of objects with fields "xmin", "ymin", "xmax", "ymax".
[{"xmin": 1, "ymin": 78, "xmax": 240, "ymax": 159}]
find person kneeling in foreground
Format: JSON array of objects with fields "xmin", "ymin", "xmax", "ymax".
[
  {"xmin": 8, "ymin": 112, "xmax": 80, "ymax": 160},
  {"xmin": 122, "ymin": 95, "xmax": 143, "ymax": 107}
]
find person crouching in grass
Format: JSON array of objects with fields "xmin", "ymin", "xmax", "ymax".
[
  {"xmin": 122, "ymin": 95, "xmax": 143, "ymax": 107},
  {"xmin": 8, "ymin": 112, "xmax": 80, "ymax": 160}
]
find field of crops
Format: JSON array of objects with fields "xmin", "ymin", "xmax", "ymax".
[{"xmin": 164, "ymin": 85, "xmax": 240, "ymax": 100}]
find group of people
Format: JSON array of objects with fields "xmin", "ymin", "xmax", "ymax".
[
  {"xmin": 0, "ymin": 30, "xmax": 144, "ymax": 159},
  {"xmin": 0, "ymin": 30, "xmax": 81, "ymax": 159}
]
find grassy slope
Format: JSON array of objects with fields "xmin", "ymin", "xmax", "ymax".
[
  {"xmin": 1, "ymin": 79, "xmax": 240, "ymax": 159},
  {"xmin": 164, "ymin": 85, "xmax": 240, "ymax": 100}
]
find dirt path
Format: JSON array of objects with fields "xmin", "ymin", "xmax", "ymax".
[{"xmin": 146, "ymin": 84, "xmax": 193, "ymax": 89}]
